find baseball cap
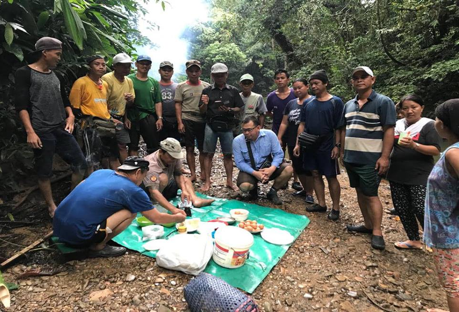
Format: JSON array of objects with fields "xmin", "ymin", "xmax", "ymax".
[
  {"xmin": 240, "ymin": 74, "xmax": 254, "ymax": 82},
  {"xmin": 35, "ymin": 37, "xmax": 62, "ymax": 51},
  {"xmin": 118, "ymin": 156, "xmax": 150, "ymax": 171},
  {"xmin": 137, "ymin": 55, "xmax": 152, "ymax": 63},
  {"xmin": 211, "ymin": 63, "xmax": 228, "ymax": 74},
  {"xmin": 159, "ymin": 61, "xmax": 173, "ymax": 69},
  {"xmin": 160, "ymin": 138, "xmax": 184, "ymax": 159},
  {"xmin": 186, "ymin": 60, "xmax": 201, "ymax": 69},
  {"xmin": 113, "ymin": 52, "xmax": 132, "ymax": 65},
  {"xmin": 352, "ymin": 66, "xmax": 374, "ymax": 77}
]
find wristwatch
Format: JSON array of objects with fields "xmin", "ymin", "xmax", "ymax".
[
  {"xmin": 158, "ymin": 116, "xmax": 163, "ymax": 119},
  {"xmin": 335, "ymin": 143, "xmax": 341, "ymax": 148}
]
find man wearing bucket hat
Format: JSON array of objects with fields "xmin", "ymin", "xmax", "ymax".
[
  {"xmin": 234, "ymin": 73, "xmax": 267, "ymax": 136},
  {"xmin": 144, "ymin": 138, "xmax": 214, "ymax": 214},
  {"xmin": 199, "ymin": 62, "xmax": 245, "ymax": 192},
  {"xmin": 53, "ymin": 156, "xmax": 186, "ymax": 258},
  {"xmin": 14, "ymin": 36, "xmax": 87, "ymax": 218},
  {"xmin": 338, "ymin": 66, "xmax": 396, "ymax": 250}
]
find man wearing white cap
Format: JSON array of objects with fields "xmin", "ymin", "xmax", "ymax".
[
  {"xmin": 15, "ymin": 37, "xmax": 87, "ymax": 218},
  {"xmin": 338, "ymin": 66, "xmax": 396, "ymax": 250},
  {"xmin": 235, "ymin": 73, "xmax": 267, "ymax": 136},
  {"xmin": 143, "ymin": 138, "xmax": 214, "ymax": 213},
  {"xmin": 102, "ymin": 52, "xmax": 135, "ymax": 167},
  {"xmin": 199, "ymin": 63, "xmax": 245, "ymax": 192}
]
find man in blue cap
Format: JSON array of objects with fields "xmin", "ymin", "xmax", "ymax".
[{"xmin": 127, "ymin": 55, "xmax": 163, "ymax": 155}]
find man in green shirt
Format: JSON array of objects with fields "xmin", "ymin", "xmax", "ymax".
[{"xmin": 127, "ymin": 55, "xmax": 163, "ymax": 155}]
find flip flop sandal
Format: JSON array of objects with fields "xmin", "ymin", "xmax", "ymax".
[{"xmin": 394, "ymin": 241, "xmax": 422, "ymax": 250}]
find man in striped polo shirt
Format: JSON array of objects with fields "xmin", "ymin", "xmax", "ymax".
[{"xmin": 339, "ymin": 66, "xmax": 396, "ymax": 250}]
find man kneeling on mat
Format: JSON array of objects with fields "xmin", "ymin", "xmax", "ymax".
[
  {"xmin": 144, "ymin": 138, "xmax": 214, "ymax": 212},
  {"xmin": 53, "ymin": 156, "xmax": 186, "ymax": 258}
]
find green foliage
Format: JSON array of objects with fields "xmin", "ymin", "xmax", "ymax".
[
  {"xmin": 188, "ymin": 0, "xmax": 459, "ymax": 110},
  {"xmin": 0, "ymin": 0, "xmax": 165, "ymax": 192}
]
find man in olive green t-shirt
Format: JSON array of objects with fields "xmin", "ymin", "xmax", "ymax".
[
  {"xmin": 174, "ymin": 60, "xmax": 210, "ymax": 182},
  {"xmin": 127, "ymin": 55, "xmax": 163, "ymax": 155}
]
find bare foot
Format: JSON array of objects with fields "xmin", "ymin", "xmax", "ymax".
[
  {"xmin": 193, "ymin": 198, "xmax": 215, "ymax": 208},
  {"xmin": 200, "ymin": 183, "xmax": 211, "ymax": 192},
  {"xmin": 226, "ymin": 184, "xmax": 239, "ymax": 191},
  {"xmin": 427, "ymin": 309, "xmax": 449, "ymax": 312},
  {"xmin": 181, "ymin": 168, "xmax": 191, "ymax": 175}
]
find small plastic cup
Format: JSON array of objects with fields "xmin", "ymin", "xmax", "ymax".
[{"xmin": 398, "ymin": 131, "xmax": 410, "ymax": 144}]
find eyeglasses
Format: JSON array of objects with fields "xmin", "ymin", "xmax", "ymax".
[{"xmin": 242, "ymin": 126, "xmax": 256, "ymax": 133}]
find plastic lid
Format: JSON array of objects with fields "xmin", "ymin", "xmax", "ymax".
[{"xmin": 214, "ymin": 226, "xmax": 254, "ymax": 248}]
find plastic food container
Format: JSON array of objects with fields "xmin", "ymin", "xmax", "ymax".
[
  {"xmin": 229, "ymin": 209, "xmax": 249, "ymax": 222},
  {"xmin": 213, "ymin": 226, "xmax": 254, "ymax": 268}
]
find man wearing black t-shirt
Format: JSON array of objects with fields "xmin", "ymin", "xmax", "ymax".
[
  {"xmin": 199, "ymin": 63, "xmax": 244, "ymax": 192},
  {"xmin": 14, "ymin": 37, "xmax": 86, "ymax": 217}
]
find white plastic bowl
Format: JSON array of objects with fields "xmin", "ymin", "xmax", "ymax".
[{"xmin": 230, "ymin": 209, "xmax": 249, "ymax": 222}]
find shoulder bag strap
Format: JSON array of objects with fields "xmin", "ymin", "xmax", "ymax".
[{"xmin": 246, "ymin": 140, "xmax": 257, "ymax": 170}]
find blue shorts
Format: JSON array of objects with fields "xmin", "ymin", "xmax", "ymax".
[
  {"xmin": 34, "ymin": 127, "xmax": 87, "ymax": 178},
  {"xmin": 203, "ymin": 124, "xmax": 233, "ymax": 155},
  {"xmin": 303, "ymin": 150, "xmax": 339, "ymax": 178}
]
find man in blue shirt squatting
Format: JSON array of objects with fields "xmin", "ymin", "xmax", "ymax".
[
  {"xmin": 233, "ymin": 116, "xmax": 293, "ymax": 205},
  {"xmin": 53, "ymin": 156, "xmax": 186, "ymax": 258},
  {"xmin": 338, "ymin": 66, "xmax": 396, "ymax": 251}
]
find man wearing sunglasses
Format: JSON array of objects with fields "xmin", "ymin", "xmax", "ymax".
[
  {"xmin": 338, "ymin": 66, "xmax": 396, "ymax": 250},
  {"xmin": 233, "ymin": 116, "xmax": 293, "ymax": 204},
  {"xmin": 234, "ymin": 74, "xmax": 267, "ymax": 136}
]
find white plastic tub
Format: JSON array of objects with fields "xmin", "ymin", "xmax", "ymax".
[{"xmin": 212, "ymin": 226, "xmax": 254, "ymax": 268}]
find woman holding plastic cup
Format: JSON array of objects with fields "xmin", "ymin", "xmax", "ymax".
[{"xmin": 387, "ymin": 94, "xmax": 441, "ymax": 249}]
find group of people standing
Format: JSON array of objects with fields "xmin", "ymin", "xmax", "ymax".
[{"xmin": 13, "ymin": 36, "xmax": 459, "ymax": 310}]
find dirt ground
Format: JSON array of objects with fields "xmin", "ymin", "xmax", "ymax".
[{"xmin": 0, "ymin": 155, "xmax": 449, "ymax": 312}]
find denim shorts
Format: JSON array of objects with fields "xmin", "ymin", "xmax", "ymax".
[
  {"xmin": 203, "ymin": 124, "xmax": 233, "ymax": 155},
  {"xmin": 34, "ymin": 127, "xmax": 87, "ymax": 178}
]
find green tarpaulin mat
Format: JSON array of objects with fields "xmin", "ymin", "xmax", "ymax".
[{"xmin": 113, "ymin": 195, "xmax": 310, "ymax": 293}]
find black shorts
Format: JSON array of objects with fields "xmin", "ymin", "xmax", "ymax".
[
  {"xmin": 287, "ymin": 145, "xmax": 311, "ymax": 176},
  {"xmin": 129, "ymin": 115, "xmax": 160, "ymax": 153},
  {"xmin": 159, "ymin": 118, "xmax": 180, "ymax": 142},
  {"xmin": 303, "ymin": 149, "xmax": 339, "ymax": 178},
  {"xmin": 81, "ymin": 127, "xmax": 119, "ymax": 165},
  {"xmin": 162, "ymin": 179, "xmax": 179, "ymax": 200},
  {"xmin": 66, "ymin": 220, "xmax": 107, "ymax": 248},
  {"xmin": 34, "ymin": 127, "xmax": 87, "ymax": 178},
  {"xmin": 236, "ymin": 163, "xmax": 290, "ymax": 187},
  {"xmin": 182, "ymin": 119, "xmax": 205, "ymax": 151}
]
